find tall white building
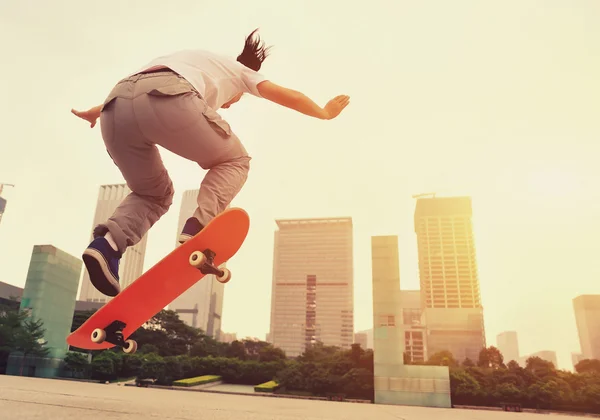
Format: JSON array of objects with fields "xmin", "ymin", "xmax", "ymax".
[
  {"xmin": 79, "ymin": 184, "xmax": 147, "ymax": 304},
  {"xmin": 573, "ymin": 295, "xmax": 600, "ymax": 361},
  {"xmin": 496, "ymin": 331, "xmax": 520, "ymax": 363},
  {"xmin": 168, "ymin": 189, "xmax": 224, "ymax": 339},
  {"xmin": 268, "ymin": 217, "xmax": 354, "ymax": 358},
  {"xmin": 414, "ymin": 196, "xmax": 486, "ymax": 363}
]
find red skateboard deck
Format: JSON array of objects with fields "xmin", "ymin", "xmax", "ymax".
[{"xmin": 67, "ymin": 207, "xmax": 249, "ymax": 352}]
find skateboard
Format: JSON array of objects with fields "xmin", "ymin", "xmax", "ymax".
[{"xmin": 67, "ymin": 207, "xmax": 250, "ymax": 353}]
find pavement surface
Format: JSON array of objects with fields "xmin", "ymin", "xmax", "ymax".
[{"xmin": 0, "ymin": 375, "xmax": 591, "ymax": 419}]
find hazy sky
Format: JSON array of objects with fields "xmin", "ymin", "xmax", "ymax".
[{"xmin": 1, "ymin": 0, "xmax": 599, "ymax": 370}]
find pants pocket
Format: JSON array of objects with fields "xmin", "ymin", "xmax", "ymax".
[
  {"xmin": 201, "ymin": 106, "xmax": 232, "ymax": 138},
  {"xmin": 146, "ymin": 81, "xmax": 194, "ymax": 97}
]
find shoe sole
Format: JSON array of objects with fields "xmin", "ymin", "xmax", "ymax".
[
  {"xmin": 82, "ymin": 248, "xmax": 121, "ymax": 297},
  {"xmin": 178, "ymin": 233, "xmax": 193, "ymax": 244}
]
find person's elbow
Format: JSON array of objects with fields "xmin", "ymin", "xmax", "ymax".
[{"xmin": 257, "ymin": 81, "xmax": 304, "ymax": 108}]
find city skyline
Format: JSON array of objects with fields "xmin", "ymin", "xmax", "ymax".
[
  {"xmin": 1, "ymin": 0, "xmax": 600, "ymax": 371},
  {"xmin": 0, "ymin": 192, "xmax": 597, "ymax": 370}
]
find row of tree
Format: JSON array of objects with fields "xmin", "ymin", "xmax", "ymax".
[
  {"xmin": 63, "ymin": 341, "xmax": 375, "ymax": 401},
  {"xmin": 66, "ymin": 308, "xmax": 600, "ymax": 413},
  {"xmin": 2, "ymin": 302, "xmax": 600, "ymax": 413}
]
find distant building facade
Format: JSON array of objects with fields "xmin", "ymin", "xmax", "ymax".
[
  {"xmin": 168, "ymin": 190, "xmax": 224, "ymax": 339},
  {"xmin": 220, "ymin": 332, "xmax": 237, "ymax": 343},
  {"xmin": 414, "ymin": 196, "xmax": 486, "ymax": 363},
  {"xmin": 6, "ymin": 245, "xmax": 81, "ymax": 378},
  {"xmin": 496, "ymin": 331, "xmax": 520, "ymax": 363},
  {"xmin": 268, "ymin": 217, "xmax": 354, "ymax": 357},
  {"xmin": 573, "ymin": 295, "xmax": 600, "ymax": 361}
]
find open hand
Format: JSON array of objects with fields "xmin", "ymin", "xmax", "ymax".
[
  {"xmin": 324, "ymin": 95, "xmax": 350, "ymax": 120},
  {"xmin": 71, "ymin": 106, "xmax": 101, "ymax": 128}
]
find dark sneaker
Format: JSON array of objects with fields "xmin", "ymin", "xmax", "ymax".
[
  {"xmin": 178, "ymin": 217, "xmax": 203, "ymax": 244},
  {"xmin": 82, "ymin": 237, "xmax": 122, "ymax": 297}
]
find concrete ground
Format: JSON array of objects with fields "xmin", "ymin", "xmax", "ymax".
[{"xmin": 0, "ymin": 375, "xmax": 592, "ymax": 420}]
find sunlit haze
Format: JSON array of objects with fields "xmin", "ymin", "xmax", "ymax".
[{"xmin": 1, "ymin": 0, "xmax": 599, "ymax": 370}]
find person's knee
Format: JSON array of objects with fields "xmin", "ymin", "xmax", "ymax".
[
  {"xmin": 160, "ymin": 179, "xmax": 175, "ymax": 211},
  {"xmin": 237, "ymin": 156, "xmax": 251, "ymax": 178},
  {"xmin": 149, "ymin": 177, "xmax": 175, "ymax": 213}
]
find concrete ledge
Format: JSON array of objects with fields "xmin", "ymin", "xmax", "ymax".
[{"xmin": 123, "ymin": 383, "xmax": 371, "ymax": 404}]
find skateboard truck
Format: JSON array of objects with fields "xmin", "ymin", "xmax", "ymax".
[
  {"xmin": 188, "ymin": 248, "xmax": 232, "ymax": 284},
  {"xmin": 90, "ymin": 320, "xmax": 138, "ymax": 354}
]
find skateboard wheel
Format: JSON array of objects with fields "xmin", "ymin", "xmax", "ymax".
[
  {"xmin": 123, "ymin": 339, "xmax": 137, "ymax": 354},
  {"xmin": 91, "ymin": 328, "xmax": 106, "ymax": 344},
  {"xmin": 189, "ymin": 251, "xmax": 207, "ymax": 267},
  {"xmin": 217, "ymin": 268, "xmax": 231, "ymax": 284}
]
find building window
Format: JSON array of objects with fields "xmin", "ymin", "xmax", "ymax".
[{"xmin": 379, "ymin": 315, "xmax": 395, "ymax": 327}]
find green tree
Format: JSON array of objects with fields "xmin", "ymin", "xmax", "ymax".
[
  {"xmin": 298, "ymin": 342, "xmax": 342, "ymax": 363},
  {"xmin": 507, "ymin": 360, "xmax": 520, "ymax": 371},
  {"xmin": 0, "ymin": 301, "xmax": 24, "ymax": 373},
  {"xmin": 63, "ymin": 351, "xmax": 89, "ymax": 377},
  {"xmin": 575, "ymin": 359, "xmax": 600, "ymax": 375},
  {"xmin": 70, "ymin": 309, "xmax": 97, "ymax": 332},
  {"xmin": 190, "ymin": 334, "xmax": 224, "ymax": 357},
  {"xmin": 242, "ymin": 339, "xmax": 271, "ymax": 360},
  {"xmin": 120, "ymin": 353, "xmax": 143, "ymax": 377},
  {"xmin": 90, "ymin": 353, "xmax": 116, "ymax": 380},
  {"xmin": 225, "ymin": 340, "xmax": 247, "ymax": 360},
  {"xmin": 450, "ymin": 368, "xmax": 482, "ymax": 404},
  {"xmin": 462, "ymin": 358, "xmax": 475, "ymax": 367},
  {"xmin": 139, "ymin": 344, "xmax": 159, "ymax": 355},
  {"xmin": 128, "ymin": 310, "xmax": 202, "ymax": 356},
  {"xmin": 477, "ymin": 346, "xmax": 505, "ymax": 369},
  {"xmin": 525, "ymin": 356, "xmax": 556, "ymax": 379},
  {"xmin": 427, "ymin": 350, "xmax": 458, "ymax": 367},
  {"xmin": 13, "ymin": 316, "xmax": 50, "ymax": 375},
  {"xmin": 341, "ymin": 368, "xmax": 374, "ymax": 400},
  {"xmin": 258, "ymin": 345, "xmax": 286, "ymax": 362}
]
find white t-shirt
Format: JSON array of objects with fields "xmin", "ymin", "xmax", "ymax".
[{"xmin": 130, "ymin": 49, "xmax": 268, "ymax": 110}]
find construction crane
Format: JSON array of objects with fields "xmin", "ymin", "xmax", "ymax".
[
  {"xmin": 0, "ymin": 183, "xmax": 15, "ymax": 196},
  {"xmin": 411, "ymin": 192, "xmax": 436, "ymax": 199}
]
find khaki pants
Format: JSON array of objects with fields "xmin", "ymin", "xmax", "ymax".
[{"xmin": 95, "ymin": 70, "xmax": 250, "ymax": 253}]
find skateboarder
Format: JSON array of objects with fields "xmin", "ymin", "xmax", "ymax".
[{"xmin": 71, "ymin": 29, "xmax": 350, "ymax": 297}]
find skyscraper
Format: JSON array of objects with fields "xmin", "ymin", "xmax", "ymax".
[
  {"xmin": 168, "ymin": 190, "xmax": 224, "ymax": 339},
  {"xmin": 413, "ymin": 195, "xmax": 486, "ymax": 363},
  {"xmin": 573, "ymin": 295, "xmax": 600, "ymax": 361},
  {"xmin": 78, "ymin": 184, "xmax": 148, "ymax": 304},
  {"xmin": 6, "ymin": 245, "xmax": 81, "ymax": 377},
  {"xmin": 268, "ymin": 217, "xmax": 354, "ymax": 357},
  {"xmin": 496, "ymin": 331, "xmax": 520, "ymax": 363}
]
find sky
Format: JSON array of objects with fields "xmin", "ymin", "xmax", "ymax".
[{"xmin": 1, "ymin": 0, "xmax": 599, "ymax": 370}]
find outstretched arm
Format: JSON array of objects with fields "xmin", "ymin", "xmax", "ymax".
[
  {"xmin": 71, "ymin": 104, "xmax": 103, "ymax": 128},
  {"xmin": 257, "ymin": 81, "xmax": 349, "ymax": 120}
]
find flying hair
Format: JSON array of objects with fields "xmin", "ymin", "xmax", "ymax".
[{"xmin": 236, "ymin": 28, "xmax": 272, "ymax": 71}]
